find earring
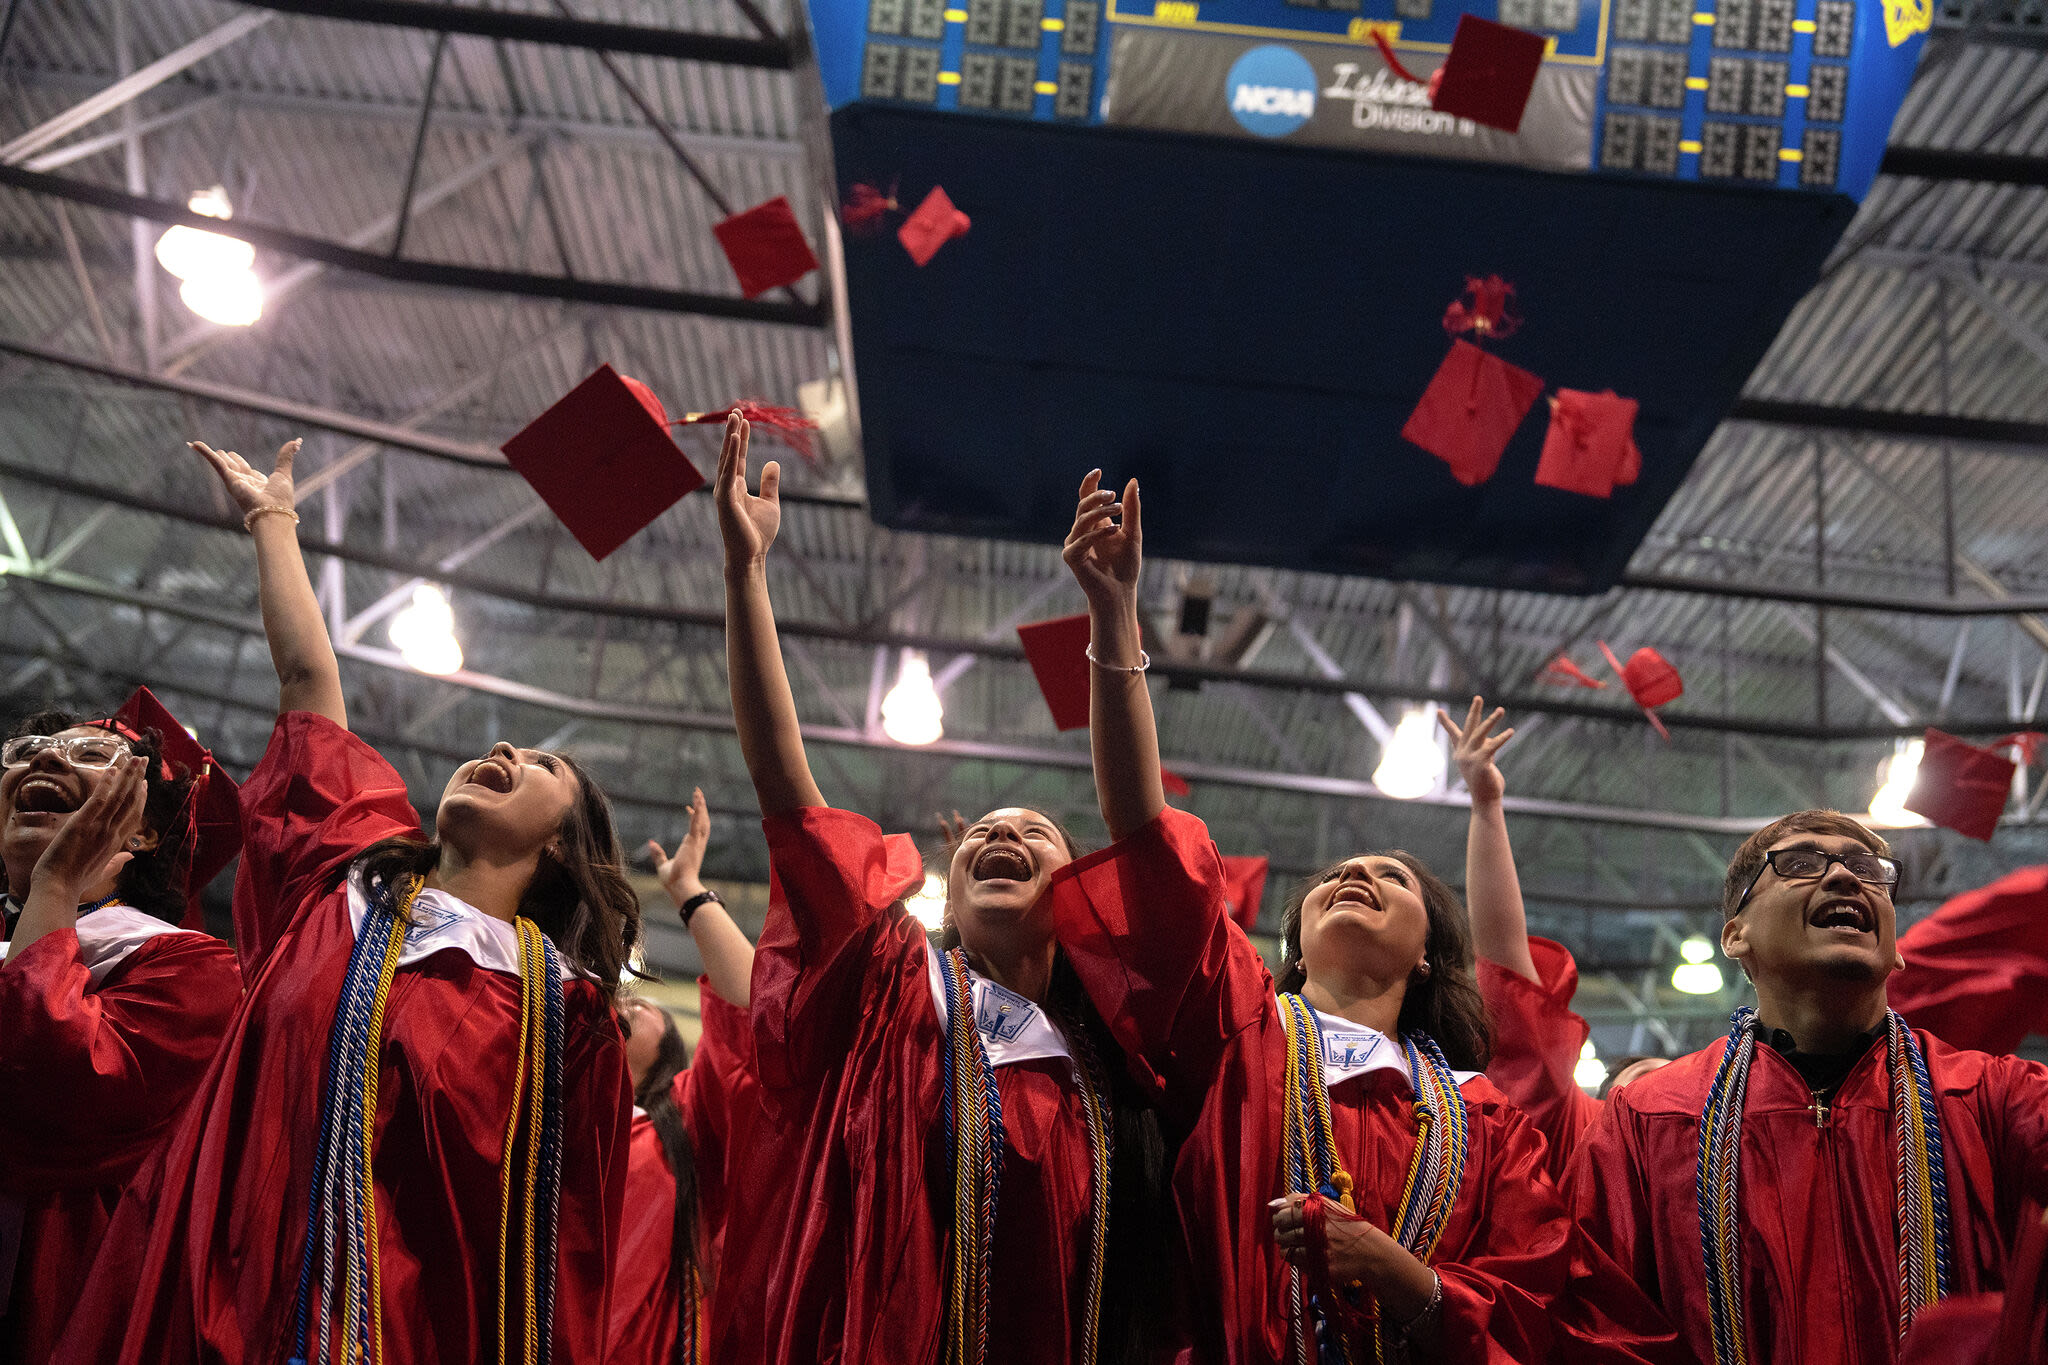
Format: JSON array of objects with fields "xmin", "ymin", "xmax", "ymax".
[
  {"xmin": 125, "ymin": 836, "xmax": 143, "ymax": 852},
  {"xmin": 1414, "ymin": 958, "xmax": 1432, "ymax": 980}
]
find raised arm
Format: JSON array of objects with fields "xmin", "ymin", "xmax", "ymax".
[
  {"xmin": 716, "ymin": 415, "xmax": 824, "ymax": 817},
  {"xmin": 1442, "ymin": 697, "xmax": 1537, "ymax": 983},
  {"xmin": 191, "ymin": 438, "xmax": 345, "ymax": 726},
  {"xmin": 649, "ymin": 787, "xmax": 755, "ymax": 1006},
  {"xmin": 1063, "ymin": 470, "xmax": 1163, "ymax": 841}
]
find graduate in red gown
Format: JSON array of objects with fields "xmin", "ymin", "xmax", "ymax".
[
  {"xmin": 712, "ymin": 416, "xmax": 1175, "ymax": 1365},
  {"xmin": 1572, "ymin": 810, "xmax": 2048, "ymax": 1365},
  {"xmin": 57, "ymin": 437, "xmax": 641, "ymax": 1365},
  {"xmin": 608, "ymin": 787, "xmax": 760, "ymax": 1365},
  {"xmin": 0, "ymin": 700, "xmax": 242, "ymax": 1362},
  {"xmin": 1445, "ymin": 699, "xmax": 1668, "ymax": 1183},
  {"xmin": 1045, "ymin": 471, "xmax": 1683, "ymax": 1365},
  {"xmin": 1888, "ymin": 863, "xmax": 2048, "ymax": 1055}
]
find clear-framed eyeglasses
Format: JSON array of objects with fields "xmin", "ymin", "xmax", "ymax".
[{"xmin": 0, "ymin": 733, "xmax": 134, "ymax": 771}]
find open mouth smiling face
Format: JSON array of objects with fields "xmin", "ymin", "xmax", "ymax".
[
  {"xmin": 436, "ymin": 743, "xmax": 580, "ymax": 852},
  {"xmin": 1298, "ymin": 854, "xmax": 1431, "ymax": 984},
  {"xmin": 945, "ymin": 808, "xmax": 1072, "ymax": 930},
  {"xmin": 1729, "ymin": 834, "xmax": 1903, "ymax": 982}
]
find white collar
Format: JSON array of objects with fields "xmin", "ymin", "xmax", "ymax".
[
  {"xmin": 1274, "ymin": 998, "xmax": 1482, "ymax": 1093},
  {"xmin": 0, "ymin": 902, "xmax": 197, "ymax": 988},
  {"xmin": 347, "ymin": 869, "xmax": 576, "ymax": 982},
  {"xmin": 924, "ymin": 942, "xmax": 1073, "ymax": 1069}
]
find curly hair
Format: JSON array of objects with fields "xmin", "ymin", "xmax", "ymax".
[
  {"xmin": 1275, "ymin": 851, "xmax": 1493, "ymax": 1072},
  {"xmin": 3, "ymin": 708, "xmax": 195, "ymax": 923},
  {"xmin": 352, "ymin": 750, "xmax": 641, "ymax": 991}
]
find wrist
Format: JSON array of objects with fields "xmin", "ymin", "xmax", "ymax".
[
  {"xmin": 723, "ymin": 556, "xmax": 769, "ymax": 584},
  {"xmin": 671, "ymin": 878, "xmax": 708, "ymax": 905}
]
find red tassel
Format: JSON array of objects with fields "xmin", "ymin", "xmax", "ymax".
[
  {"xmin": 1371, "ymin": 30, "xmax": 1425, "ymax": 84},
  {"xmin": 840, "ymin": 180, "xmax": 900, "ymax": 236},
  {"xmin": 1300, "ymin": 1195, "xmax": 1380, "ymax": 1339},
  {"xmin": 1442, "ymin": 274, "xmax": 1522, "ymax": 340},
  {"xmin": 1540, "ymin": 655, "xmax": 1607, "ymax": 689},
  {"xmin": 1996, "ymin": 732, "xmax": 2048, "ymax": 766},
  {"xmin": 675, "ymin": 401, "xmax": 821, "ymax": 463}
]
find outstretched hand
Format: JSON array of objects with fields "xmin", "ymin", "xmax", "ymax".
[
  {"xmin": 715, "ymin": 413, "xmax": 780, "ymax": 568},
  {"xmin": 646, "ymin": 787, "xmax": 711, "ymax": 907},
  {"xmin": 1062, "ymin": 469, "xmax": 1141, "ymax": 605},
  {"xmin": 32, "ymin": 753, "xmax": 146, "ymax": 899},
  {"xmin": 191, "ymin": 438, "xmax": 300, "ymax": 517},
  {"xmin": 1439, "ymin": 696, "xmax": 1514, "ymax": 804},
  {"xmin": 937, "ymin": 808, "xmax": 968, "ymax": 853}
]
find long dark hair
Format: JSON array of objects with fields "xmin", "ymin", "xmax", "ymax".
[
  {"xmin": 3, "ymin": 709, "xmax": 192, "ymax": 924},
  {"xmin": 1275, "ymin": 851, "xmax": 1492, "ymax": 1072},
  {"xmin": 352, "ymin": 750, "xmax": 641, "ymax": 991},
  {"xmin": 934, "ymin": 815, "xmax": 1177, "ymax": 1365},
  {"xmin": 632, "ymin": 1003, "xmax": 700, "ymax": 1348}
]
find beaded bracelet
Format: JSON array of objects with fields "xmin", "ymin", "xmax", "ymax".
[
  {"xmin": 244, "ymin": 505, "xmax": 302, "ymax": 533},
  {"xmin": 1084, "ymin": 644, "xmax": 1150, "ymax": 674}
]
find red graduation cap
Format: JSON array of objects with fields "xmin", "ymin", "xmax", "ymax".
[
  {"xmin": 501, "ymin": 365, "xmax": 707, "ymax": 561},
  {"xmin": 1905, "ymin": 729, "xmax": 2044, "ymax": 841},
  {"xmin": 1598, "ymin": 641, "xmax": 1683, "ymax": 740},
  {"xmin": 1221, "ymin": 855, "xmax": 1270, "ymax": 933},
  {"xmin": 1161, "ymin": 766, "xmax": 1192, "ymax": 798},
  {"xmin": 841, "ymin": 180, "xmax": 901, "ymax": 236},
  {"xmin": 1536, "ymin": 389, "xmax": 1643, "ymax": 499},
  {"xmin": 95, "ymin": 687, "xmax": 243, "ymax": 930},
  {"xmin": 1442, "ymin": 274, "xmax": 1522, "ymax": 341},
  {"xmin": 1402, "ymin": 339, "xmax": 1546, "ymax": 487},
  {"xmin": 713, "ymin": 196, "xmax": 819, "ymax": 299},
  {"xmin": 1016, "ymin": 613, "xmax": 1092, "ymax": 732},
  {"xmin": 1429, "ymin": 14, "xmax": 1547, "ymax": 134},
  {"xmin": 899, "ymin": 186, "xmax": 971, "ymax": 267}
]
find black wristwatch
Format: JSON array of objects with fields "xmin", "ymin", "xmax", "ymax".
[{"xmin": 679, "ymin": 888, "xmax": 722, "ymax": 925}]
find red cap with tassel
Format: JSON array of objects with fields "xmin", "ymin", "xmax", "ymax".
[
  {"xmin": 1429, "ymin": 14, "xmax": 1548, "ymax": 134},
  {"xmin": 1016, "ymin": 613, "xmax": 1093, "ymax": 732},
  {"xmin": 1598, "ymin": 641, "xmax": 1683, "ymax": 740},
  {"xmin": 899, "ymin": 186, "xmax": 972, "ymax": 266},
  {"xmin": 92, "ymin": 687, "xmax": 243, "ymax": 930},
  {"xmin": 1905, "ymin": 729, "xmax": 2045, "ymax": 841},
  {"xmin": 1402, "ymin": 338, "xmax": 1546, "ymax": 487},
  {"xmin": 1536, "ymin": 389, "xmax": 1643, "ymax": 499},
  {"xmin": 713, "ymin": 196, "xmax": 820, "ymax": 298}
]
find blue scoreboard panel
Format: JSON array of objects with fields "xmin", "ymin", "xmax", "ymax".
[{"xmin": 808, "ymin": 0, "xmax": 1930, "ymax": 591}]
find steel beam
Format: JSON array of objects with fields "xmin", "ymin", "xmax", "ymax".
[
  {"xmin": 237, "ymin": 0, "xmax": 797, "ymax": 68},
  {"xmin": 1879, "ymin": 145, "xmax": 2048, "ymax": 186},
  {"xmin": 20, "ymin": 94, "xmax": 228, "ymax": 174},
  {"xmin": 0, "ymin": 11, "xmax": 273, "ymax": 164},
  {"xmin": 1725, "ymin": 395, "xmax": 2048, "ymax": 450},
  {"xmin": 0, "ymin": 164, "xmax": 826, "ymax": 327}
]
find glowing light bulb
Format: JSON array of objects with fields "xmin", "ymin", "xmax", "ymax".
[
  {"xmin": 177, "ymin": 268, "xmax": 263, "ymax": 326},
  {"xmin": 1868, "ymin": 738, "xmax": 1930, "ymax": 828},
  {"xmin": 905, "ymin": 871, "xmax": 947, "ymax": 930},
  {"xmin": 880, "ymin": 650, "xmax": 943, "ymax": 746},
  {"xmin": 1372, "ymin": 708, "xmax": 1445, "ymax": 800},
  {"xmin": 1573, "ymin": 1038, "xmax": 1608, "ymax": 1092},
  {"xmin": 154, "ymin": 187, "xmax": 255, "ymax": 281},
  {"xmin": 1671, "ymin": 935, "xmax": 1724, "ymax": 995},
  {"xmin": 389, "ymin": 584, "xmax": 463, "ymax": 675}
]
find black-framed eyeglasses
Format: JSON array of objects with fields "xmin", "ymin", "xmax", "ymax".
[
  {"xmin": 1735, "ymin": 847, "xmax": 1901, "ymax": 912},
  {"xmin": 0, "ymin": 733, "xmax": 132, "ymax": 770}
]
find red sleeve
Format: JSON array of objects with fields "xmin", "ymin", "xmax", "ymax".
[
  {"xmin": 1046, "ymin": 807, "xmax": 1271, "ymax": 1116},
  {"xmin": 1983, "ymin": 1052, "xmax": 2048, "ymax": 1206},
  {"xmin": 1891, "ymin": 866, "xmax": 2048, "ymax": 1054},
  {"xmin": 0, "ymin": 928, "xmax": 241, "ymax": 1189},
  {"xmin": 231, "ymin": 712, "xmax": 421, "ymax": 973},
  {"xmin": 1478, "ymin": 937, "xmax": 1604, "ymax": 1183},
  {"xmin": 749, "ymin": 807, "xmax": 925, "ymax": 1092},
  {"xmin": 1567, "ymin": 1085, "xmax": 1668, "ymax": 1308},
  {"xmin": 1428, "ymin": 1096, "xmax": 1570, "ymax": 1360},
  {"xmin": 680, "ymin": 978, "xmax": 752, "ymax": 1238}
]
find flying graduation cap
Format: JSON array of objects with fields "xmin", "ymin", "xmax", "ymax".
[
  {"xmin": 1428, "ymin": 14, "xmax": 1548, "ymax": 134},
  {"xmin": 1402, "ymin": 337, "xmax": 1546, "ymax": 487},
  {"xmin": 1535, "ymin": 389, "xmax": 1644, "ymax": 499},
  {"xmin": 1597, "ymin": 640, "xmax": 1683, "ymax": 740},
  {"xmin": 94, "ymin": 687, "xmax": 243, "ymax": 930},
  {"xmin": 713, "ymin": 196, "xmax": 819, "ymax": 298},
  {"xmin": 1221, "ymin": 854, "xmax": 1270, "ymax": 933},
  {"xmin": 899, "ymin": 186, "xmax": 972, "ymax": 266},
  {"xmin": 1016, "ymin": 613, "xmax": 1093, "ymax": 732},
  {"xmin": 1905, "ymin": 729, "xmax": 2045, "ymax": 841}
]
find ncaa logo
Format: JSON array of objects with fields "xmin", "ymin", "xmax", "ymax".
[{"xmin": 1226, "ymin": 45, "xmax": 1317, "ymax": 137}]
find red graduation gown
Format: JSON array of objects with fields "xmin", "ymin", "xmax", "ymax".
[
  {"xmin": 1571, "ymin": 1029, "xmax": 2048, "ymax": 1365},
  {"xmin": 607, "ymin": 981, "xmax": 754, "ymax": 1365},
  {"xmin": 1889, "ymin": 865, "xmax": 2048, "ymax": 1055},
  {"xmin": 1048, "ymin": 809, "xmax": 1683, "ymax": 1365},
  {"xmin": 0, "ymin": 910, "xmax": 240, "ymax": 1363},
  {"xmin": 1477, "ymin": 937, "xmax": 1604, "ymax": 1184},
  {"xmin": 747, "ymin": 806, "xmax": 1104, "ymax": 1365},
  {"xmin": 54, "ymin": 712, "xmax": 631, "ymax": 1365}
]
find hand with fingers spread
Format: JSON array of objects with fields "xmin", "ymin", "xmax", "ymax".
[
  {"xmin": 31, "ymin": 753, "xmax": 147, "ymax": 903},
  {"xmin": 1062, "ymin": 469, "xmax": 1142, "ymax": 607},
  {"xmin": 190, "ymin": 438, "xmax": 301, "ymax": 523},
  {"xmin": 1440, "ymin": 696, "xmax": 1515, "ymax": 806},
  {"xmin": 936, "ymin": 808, "xmax": 968, "ymax": 854},
  {"xmin": 647, "ymin": 787, "xmax": 712, "ymax": 909},
  {"xmin": 714, "ymin": 413, "xmax": 780, "ymax": 570}
]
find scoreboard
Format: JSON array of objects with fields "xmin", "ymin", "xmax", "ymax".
[
  {"xmin": 806, "ymin": 1, "xmax": 1931, "ymax": 592},
  {"xmin": 812, "ymin": 0, "xmax": 1926, "ymax": 198}
]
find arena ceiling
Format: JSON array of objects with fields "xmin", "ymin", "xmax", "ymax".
[{"xmin": 3, "ymin": 0, "xmax": 2047, "ymax": 1051}]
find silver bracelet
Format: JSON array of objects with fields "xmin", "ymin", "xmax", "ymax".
[
  {"xmin": 1392, "ymin": 1270, "xmax": 1444, "ymax": 1347},
  {"xmin": 243, "ymin": 504, "xmax": 301, "ymax": 533},
  {"xmin": 1084, "ymin": 643, "xmax": 1150, "ymax": 674}
]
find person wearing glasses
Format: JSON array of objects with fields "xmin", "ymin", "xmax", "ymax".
[
  {"xmin": 0, "ymin": 705, "xmax": 241, "ymax": 1363},
  {"xmin": 1571, "ymin": 810, "xmax": 2048, "ymax": 1365}
]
